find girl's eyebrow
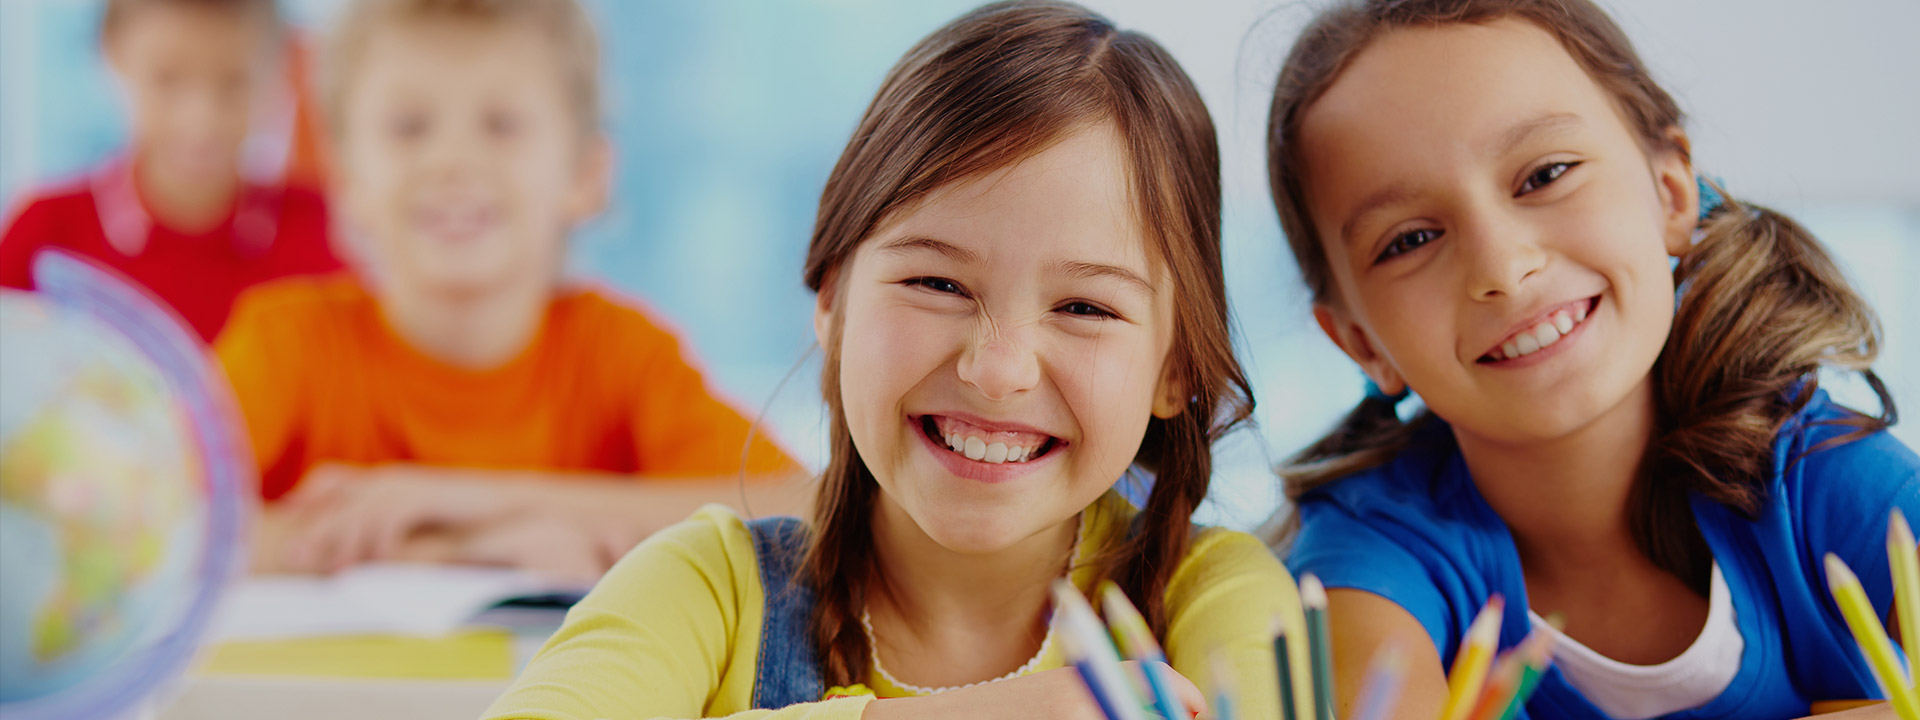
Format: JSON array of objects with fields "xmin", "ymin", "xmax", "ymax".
[
  {"xmin": 1489, "ymin": 112, "xmax": 1584, "ymax": 157},
  {"xmin": 879, "ymin": 235, "xmax": 979, "ymax": 263},
  {"xmin": 1339, "ymin": 183, "xmax": 1417, "ymax": 247},
  {"xmin": 1055, "ymin": 260, "xmax": 1153, "ymax": 297}
]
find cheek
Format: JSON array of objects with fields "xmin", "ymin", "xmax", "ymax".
[
  {"xmin": 836, "ymin": 293, "xmax": 952, "ymax": 440},
  {"xmin": 1054, "ymin": 329, "xmax": 1163, "ymax": 470}
]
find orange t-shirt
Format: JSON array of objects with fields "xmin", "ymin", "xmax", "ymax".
[{"xmin": 214, "ymin": 274, "xmax": 798, "ymax": 501}]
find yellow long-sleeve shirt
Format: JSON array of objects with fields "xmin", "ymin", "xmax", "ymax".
[{"xmin": 484, "ymin": 491, "xmax": 1307, "ymax": 720}]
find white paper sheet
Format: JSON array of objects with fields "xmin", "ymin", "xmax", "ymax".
[{"xmin": 208, "ymin": 564, "xmax": 584, "ymax": 641}]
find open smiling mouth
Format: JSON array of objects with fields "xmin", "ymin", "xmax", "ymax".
[
  {"xmin": 1478, "ymin": 296, "xmax": 1601, "ymax": 363},
  {"xmin": 918, "ymin": 415, "xmax": 1063, "ymax": 465}
]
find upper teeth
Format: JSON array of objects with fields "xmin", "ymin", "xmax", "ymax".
[
  {"xmin": 1494, "ymin": 303, "xmax": 1588, "ymax": 361},
  {"xmin": 945, "ymin": 433, "xmax": 1038, "ymax": 464}
]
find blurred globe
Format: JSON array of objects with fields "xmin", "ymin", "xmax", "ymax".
[{"xmin": 0, "ymin": 253, "xmax": 248, "ymax": 720}]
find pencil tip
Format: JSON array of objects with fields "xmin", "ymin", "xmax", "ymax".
[{"xmin": 1300, "ymin": 574, "xmax": 1327, "ymax": 608}]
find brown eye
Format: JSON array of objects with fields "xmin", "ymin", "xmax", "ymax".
[
  {"xmin": 1518, "ymin": 161, "xmax": 1578, "ymax": 196},
  {"xmin": 1376, "ymin": 228, "xmax": 1442, "ymax": 264},
  {"xmin": 1057, "ymin": 301, "xmax": 1117, "ymax": 319},
  {"xmin": 905, "ymin": 277, "xmax": 966, "ymax": 297}
]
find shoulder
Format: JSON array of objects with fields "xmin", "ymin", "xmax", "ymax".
[
  {"xmin": 230, "ymin": 273, "xmax": 369, "ymax": 321},
  {"xmin": 3, "ymin": 181, "xmax": 95, "ymax": 235},
  {"xmin": 1769, "ymin": 386, "xmax": 1920, "ymax": 537},
  {"xmin": 552, "ymin": 283, "xmax": 686, "ymax": 351},
  {"xmin": 588, "ymin": 504, "xmax": 769, "ymax": 620},
  {"xmin": 220, "ymin": 273, "xmax": 371, "ymax": 346}
]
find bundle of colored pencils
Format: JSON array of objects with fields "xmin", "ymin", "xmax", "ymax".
[
  {"xmin": 1822, "ymin": 509, "xmax": 1919, "ymax": 720},
  {"xmin": 1271, "ymin": 576, "xmax": 1552, "ymax": 720},
  {"xmin": 1053, "ymin": 579, "xmax": 1199, "ymax": 720}
]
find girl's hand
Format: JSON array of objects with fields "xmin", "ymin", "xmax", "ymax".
[{"xmin": 861, "ymin": 663, "xmax": 1206, "ymax": 720}]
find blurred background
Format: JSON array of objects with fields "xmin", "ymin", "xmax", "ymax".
[{"xmin": 3, "ymin": 0, "xmax": 1915, "ymax": 532}]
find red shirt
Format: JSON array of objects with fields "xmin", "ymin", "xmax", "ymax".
[{"xmin": 0, "ymin": 160, "xmax": 342, "ymax": 342}]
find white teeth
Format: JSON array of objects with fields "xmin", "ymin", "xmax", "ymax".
[
  {"xmin": 964, "ymin": 436, "xmax": 987, "ymax": 461},
  {"xmin": 1533, "ymin": 323, "xmax": 1561, "ymax": 348},
  {"xmin": 1515, "ymin": 333, "xmax": 1541, "ymax": 355},
  {"xmin": 947, "ymin": 434, "xmax": 963, "ymax": 452},
  {"xmin": 1501, "ymin": 342, "xmax": 1520, "ymax": 360},
  {"xmin": 1574, "ymin": 301, "xmax": 1590, "ymax": 322},
  {"xmin": 984, "ymin": 442, "xmax": 1009, "ymax": 463},
  {"xmin": 1012, "ymin": 446, "xmax": 1030, "ymax": 462},
  {"xmin": 1552, "ymin": 312, "xmax": 1575, "ymax": 335}
]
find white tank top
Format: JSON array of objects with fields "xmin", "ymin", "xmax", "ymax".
[{"xmin": 1527, "ymin": 563, "xmax": 1743, "ymax": 719}]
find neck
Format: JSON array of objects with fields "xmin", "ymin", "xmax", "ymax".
[
  {"xmin": 371, "ymin": 274, "xmax": 551, "ymax": 370},
  {"xmin": 135, "ymin": 158, "xmax": 238, "ymax": 233},
  {"xmin": 864, "ymin": 496, "xmax": 1075, "ymax": 683},
  {"xmin": 1457, "ymin": 378, "xmax": 1657, "ymax": 573}
]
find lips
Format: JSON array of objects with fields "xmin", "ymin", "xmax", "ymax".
[
  {"xmin": 919, "ymin": 414, "xmax": 1061, "ymax": 465},
  {"xmin": 1480, "ymin": 296, "xmax": 1598, "ymax": 363}
]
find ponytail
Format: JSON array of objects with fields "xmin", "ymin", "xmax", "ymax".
[{"xmin": 1638, "ymin": 192, "xmax": 1892, "ymax": 585}]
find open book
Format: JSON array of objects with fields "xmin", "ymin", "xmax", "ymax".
[{"xmin": 209, "ymin": 564, "xmax": 590, "ymax": 642}]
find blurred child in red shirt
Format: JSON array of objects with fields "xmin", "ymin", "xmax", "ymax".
[{"xmin": 0, "ymin": 0, "xmax": 340, "ymax": 342}]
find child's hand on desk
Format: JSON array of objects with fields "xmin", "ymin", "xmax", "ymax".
[
  {"xmin": 277, "ymin": 463, "xmax": 526, "ymax": 572},
  {"xmin": 457, "ymin": 513, "xmax": 631, "ymax": 586},
  {"xmin": 861, "ymin": 663, "xmax": 1206, "ymax": 720}
]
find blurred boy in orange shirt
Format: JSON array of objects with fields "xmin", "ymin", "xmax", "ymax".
[{"xmin": 218, "ymin": 0, "xmax": 805, "ymax": 582}]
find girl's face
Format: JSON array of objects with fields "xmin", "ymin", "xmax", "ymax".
[
  {"xmin": 1299, "ymin": 19, "xmax": 1699, "ymax": 445},
  {"xmin": 819, "ymin": 123, "xmax": 1183, "ymax": 555}
]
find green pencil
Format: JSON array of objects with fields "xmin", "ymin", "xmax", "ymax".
[
  {"xmin": 1495, "ymin": 633, "xmax": 1554, "ymax": 720},
  {"xmin": 1301, "ymin": 574, "xmax": 1336, "ymax": 720},
  {"xmin": 1275, "ymin": 617, "xmax": 1299, "ymax": 720}
]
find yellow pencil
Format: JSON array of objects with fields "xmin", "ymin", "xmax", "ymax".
[
  {"xmin": 1826, "ymin": 553, "xmax": 1919, "ymax": 718},
  {"xmin": 1440, "ymin": 595, "xmax": 1504, "ymax": 720},
  {"xmin": 1889, "ymin": 510, "xmax": 1919, "ymax": 687}
]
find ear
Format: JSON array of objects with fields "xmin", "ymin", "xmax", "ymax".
[
  {"xmin": 1313, "ymin": 302, "xmax": 1406, "ymax": 396},
  {"xmin": 1150, "ymin": 362, "xmax": 1186, "ymax": 419},
  {"xmin": 566, "ymin": 133, "xmax": 614, "ymax": 222},
  {"xmin": 1649, "ymin": 126, "xmax": 1698, "ymax": 257}
]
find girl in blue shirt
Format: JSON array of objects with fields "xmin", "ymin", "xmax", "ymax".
[{"xmin": 1263, "ymin": 1, "xmax": 1917, "ymax": 718}]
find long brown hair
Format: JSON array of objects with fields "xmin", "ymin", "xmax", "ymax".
[
  {"xmin": 1265, "ymin": 0, "xmax": 1893, "ymax": 589},
  {"xmin": 801, "ymin": 0, "xmax": 1253, "ymax": 686}
]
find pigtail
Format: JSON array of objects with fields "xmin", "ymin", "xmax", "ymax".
[
  {"xmin": 801, "ymin": 414, "xmax": 878, "ymax": 687},
  {"xmin": 1267, "ymin": 396, "xmax": 1431, "ymax": 547},
  {"xmin": 1637, "ymin": 191, "xmax": 1893, "ymax": 584}
]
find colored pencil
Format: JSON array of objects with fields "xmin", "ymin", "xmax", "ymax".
[
  {"xmin": 1495, "ymin": 632, "xmax": 1555, "ymax": 720},
  {"xmin": 1349, "ymin": 639, "xmax": 1408, "ymax": 720},
  {"xmin": 1100, "ymin": 582, "xmax": 1188, "ymax": 720},
  {"xmin": 1889, "ymin": 510, "xmax": 1919, "ymax": 686},
  {"xmin": 1274, "ymin": 617, "xmax": 1300, "ymax": 720},
  {"xmin": 1825, "ymin": 554, "xmax": 1919, "ymax": 718},
  {"xmin": 1211, "ymin": 649, "xmax": 1237, "ymax": 720},
  {"xmin": 1300, "ymin": 574, "xmax": 1337, "ymax": 720},
  {"xmin": 1054, "ymin": 580, "xmax": 1149, "ymax": 720},
  {"xmin": 1440, "ymin": 595, "xmax": 1505, "ymax": 720}
]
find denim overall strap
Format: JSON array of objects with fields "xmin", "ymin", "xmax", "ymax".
[{"xmin": 748, "ymin": 516, "xmax": 825, "ymax": 709}]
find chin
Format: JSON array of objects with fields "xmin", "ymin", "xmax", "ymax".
[{"xmin": 914, "ymin": 506, "xmax": 1047, "ymax": 556}]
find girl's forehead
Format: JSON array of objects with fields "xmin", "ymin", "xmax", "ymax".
[
  {"xmin": 1297, "ymin": 18, "xmax": 1630, "ymax": 236},
  {"xmin": 864, "ymin": 124, "xmax": 1158, "ymax": 274}
]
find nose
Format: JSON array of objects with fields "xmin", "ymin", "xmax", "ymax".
[
  {"xmin": 1462, "ymin": 211, "xmax": 1548, "ymax": 301},
  {"xmin": 956, "ymin": 321, "xmax": 1041, "ymax": 401}
]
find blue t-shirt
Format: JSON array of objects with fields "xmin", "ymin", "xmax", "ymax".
[{"xmin": 1285, "ymin": 388, "xmax": 1919, "ymax": 719}]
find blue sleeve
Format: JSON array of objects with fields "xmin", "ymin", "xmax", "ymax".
[
  {"xmin": 1286, "ymin": 499, "xmax": 1455, "ymax": 652},
  {"xmin": 1791, "ymin": 426, "xmax": 1920, "ymax": 626}
]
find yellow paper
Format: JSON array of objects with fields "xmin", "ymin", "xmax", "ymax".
[{"xmin": 197, "ymin": 629, "xmax": 516, "ymax": 680}]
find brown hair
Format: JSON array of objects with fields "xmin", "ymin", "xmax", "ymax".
[
  {"xmin": 320, "ymin": 0, "xmax": 601, "ymax": 138},
  {"xmin": 101, "ymin": 0, "xmax": 281, "ymax": 43},
  {"xmin": 801, "ymin": 0, "xmax": 1252, "ymax": 685},
  {"xmin": 1265, "ymin": 0, "xmax": 1892, "ymax": 589}
]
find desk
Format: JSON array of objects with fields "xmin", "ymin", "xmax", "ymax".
[{"xmin": 158, "ymin": 606, "xmax": 561, "ymax": 720}]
